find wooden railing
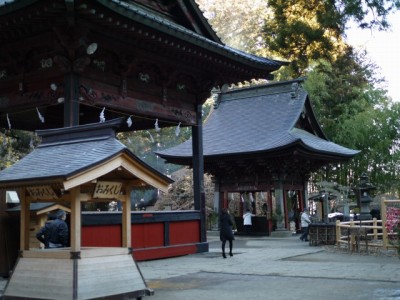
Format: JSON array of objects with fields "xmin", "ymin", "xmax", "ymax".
[
  {"xmin": 381, "ymin": 199, "xmax": 400, "ymax": 250},
  {"xmin": 335, "ymin": 198, "xmax": 400, "ymax": 253},
  {"xmin": 336, "ymin": 218, "xmax": 383, "ymax": 252}
]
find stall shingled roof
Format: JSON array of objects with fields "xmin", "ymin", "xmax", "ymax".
[{"xmin": 0, "ymin": 118, "xmax": 173, "ymax": 192}]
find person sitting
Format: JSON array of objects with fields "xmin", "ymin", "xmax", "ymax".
[
  {"xmin": 36, "ymin": 212, "xmax": 56, "ymax": 249},
  {"xmin": 47, "ymin": 209, "xmax": 69, "ymax": 248}
]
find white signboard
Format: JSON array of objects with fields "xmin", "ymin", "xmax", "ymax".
[
  {"xmin": 26, "ymin": 185, "xmax": 58, "ymax": 200},
  {"xmin": 93, "ymin": 181, "xmax": 122, "ymax": 198}
]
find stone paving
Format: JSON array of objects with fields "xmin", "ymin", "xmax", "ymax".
[
  {"xmin": 139, "ymin": 233, "xmax": 400, "ymax": 300},
  {"xmin": 1, "ymin": 232, "xmax": 399, "ymax": 299}
]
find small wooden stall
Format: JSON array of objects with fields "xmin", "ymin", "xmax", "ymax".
[{"xmin": 0, "ymin": 118, "xmax": 173, "ymax": 300}]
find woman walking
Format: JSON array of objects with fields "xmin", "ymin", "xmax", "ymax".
[{"xmin": 220, "ymin": 208, "xmax": 235, "ymax": 258}]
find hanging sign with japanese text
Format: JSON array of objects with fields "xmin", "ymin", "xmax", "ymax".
[
  {"xmin": 26, "ymin": 185, "xmax": 58, "ymax": 200},
  {"xmin": 93, "ymin": 181, "xmax": 122, "ymax": 199}
]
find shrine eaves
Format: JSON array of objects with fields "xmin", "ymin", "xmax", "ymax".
[{"xmin": 0, "ymin": 0, "xmax": 285, "ymax": 132}]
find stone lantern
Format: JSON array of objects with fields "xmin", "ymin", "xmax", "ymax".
[{"xmin": 353, "ymin": 173, "xmax": 375, "ymax": 220}]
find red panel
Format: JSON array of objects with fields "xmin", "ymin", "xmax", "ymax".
[
  {"xmin": 133, "ymin": 244, "xmax": 198, "ymax": 261},
  {"xmin": 169, "ymin": 221, "xmax": 200, "ymax": 245},
  {"xmin": 82, "ymin": 225, "xmax": 121, "ymax": 247},
  {"xmin": 132, "ymin": 223, "xmax": 164, "ymax": 248}
]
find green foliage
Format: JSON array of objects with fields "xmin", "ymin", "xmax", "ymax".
[
  {"xmin": 118, "ymin": 126, "xmax": 190, "ymax": 174},
  {"xmin": 263, "ymin": 0, "xmax": 400, "ymax": 76},
  {"xmin": 118, "ymin": 98, "xmax": 214, "ymax": 174},
  {"xmin": 0, "ymin": 130, "xmax": 38, "ymax": 170},
  {"xmin": 197, "ymin": 0, "xmax": 400, "ymax": 196},
  {"xmin": 303, "ymin": 50, "xmax": 400, "ymax": 194},
  {"xmin": 196, "ymin": 0, "xmax": 272, "ymax": 56},
  {"xmin": 303, "ymin": 49, "xmax": 378, "ymax": 138}
]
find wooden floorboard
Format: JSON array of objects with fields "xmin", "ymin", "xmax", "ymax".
[{"xmin": 4, "ymin": 250, "xmax": 150, "ymax": 299}]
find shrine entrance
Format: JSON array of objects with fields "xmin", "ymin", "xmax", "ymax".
[
  {"xmin": 224, "ymin": 191, "xmax": 272, "ymax": 235},
  {"xmin": 220, "ymin": 187, "xmax": 304, "ymax": 236}
]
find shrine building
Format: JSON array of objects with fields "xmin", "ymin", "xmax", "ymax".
[
  {"xmin": 157, "ymin": 79, "xmax": 360, "ymax": 235},
  {"xmin": 0, "ymin": 2, "xmax": 289, "ymax": 291},
  {"xmin": 0, "ymin": 0, "xmax": 285, "ymax": 245}
]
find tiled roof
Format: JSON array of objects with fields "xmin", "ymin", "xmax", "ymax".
[
  {"xmin": 157, "ymin": 80, "xmax": 360, "ymax": 160},
  {"xmin": 7, "ymin": 202, "xmax": 56, "ymax": 212},
  {"xmin": 0, "ymin": 137, "xmax": 125, "ymax": 183},
  {"xmin": 100, "ymin": 0, "xmax": 285, "ymax": 69},
  {"xmin": 0, "ymin": 0, "xmax": 286, "ymax": 70},
  {"xmin": 0, "ymin": 118, "xmax": 170, "ymax": 185}
]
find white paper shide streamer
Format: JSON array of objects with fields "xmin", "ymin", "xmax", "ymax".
[
  {"xmin": 127, "ymin": 116, "xmax": 133, "ymax": 128},
  {"xmin": 175, "ymin": 122, "xmax": 181, "ymax": 137},
  {"xmin": 154, "ymin": 118, "xmax": 160, "ymax": 132},
  {"xmin": 99, "ymin": 107, "xmax": 106, "ymax": 123},
  {"xmin": 36, "ymin": 107, "xmax": 45, "ymax": 123},
  {"xmin": 6, "ymin": 114, "xmax": 11, "ymax": 129}
]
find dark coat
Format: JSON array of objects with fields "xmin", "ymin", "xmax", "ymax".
[
  {"xmin": 36, "ymin": 221, "xmax": 53, "ymax": 248},
  {"xmin": 48, "ymin": 218, "xmax": 69, "ymax": 247},
  {"xmin": 220, "ymin": 212, "xmax": 234, "ymax": 241}
]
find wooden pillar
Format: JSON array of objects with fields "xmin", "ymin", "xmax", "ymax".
[
  {"xmin": 381, "ymin": 198, "xmax": 388, "ymax": 250},
  {"xmin": 222, "ymin": 191, "xmax": 228, "ymax": 209},
  {"xmin": 70, "ymin": 187, "xmax": 81, "ymax": 252},
  {"xmin": 64, "ymin": 73, "xmax": 80, "ymax": 127},
  {"xmin": 239, "ymin": 193, "xmax": 244, "ymax": 217},
  {"xmin": 267, "ymin": 190, "xmax": 273, "ymax": 233},
  {"xmin": 213, "ymin": 178, "xmax": 220, "ymax": 213},
  {"xmin": 275, "ymin": 178, "xmax": 285, "ymax": 230},
  {"xmin": 122, "ymin": 186, "xmax": 132, "ymax": 248},
  {"xmin": 19, "ymin": 189, "xmax": 29, "ymax": 251},
  {"xmin": 251, "ymin": 192, "xmax": 256, "ymax": 214},
  {"xmin": 192, "ymin": 103, "xmax": 206, "ymax": 242},
  {"xmin": 283, "ymin": 189, "xmax": 288, "ymax": 228}
]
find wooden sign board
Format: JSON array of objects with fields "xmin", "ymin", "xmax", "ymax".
[
  {"xmin": 26, "ymin": 185, "xmax": 58, "ymax": 200},
  {"xmin": 93, "ymin": 181, "xmax": 122, "ymax": 199}
]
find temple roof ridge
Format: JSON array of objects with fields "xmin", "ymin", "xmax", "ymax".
[{"xmin": 157, "ymin": 78, "xmax": 360, "ymax": 165}]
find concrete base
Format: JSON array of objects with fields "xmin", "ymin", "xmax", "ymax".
[
  {"xmin": 270, "ymin": 230, "xmax": 292, "ymax": 238},
  {"xmin": 3, "ymin": 248, "xmax": 153, "ymax": 300}
]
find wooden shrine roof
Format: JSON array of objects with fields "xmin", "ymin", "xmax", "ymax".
[
  {"xmin": 0, "ymin": 0, "xmax": 283, "ymax": 71},
  {"xmin": 157, "ymin": 79, "xmax": 360, "ymax": 172},
  {"xmin": 0, "ymin": 118, "xmax": 173, "ymax": 192},
  {"xmin": 0, "ymin": 0, "xmax": 286, "ymax": 132}
]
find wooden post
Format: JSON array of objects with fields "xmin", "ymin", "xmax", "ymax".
[
  {"xmin": 372, "ymin": 218, "xmax": 378, "ymax": 240},
  {"xmin": 122, "ymin": 185, "xmax": 131, "ymax": 248},
  {"xmin": 349, "ymin": 220, "xmax": 355, "ymax": 252},
  {"xmin": 222, "ymin": 191, "xmax": 228, "ymax": 209},
  {"xmin": 70, "ymin": 187, "xmax": 81, "ymax": 252},
  {"xmin": 335, "ymin": 220, "xmax": 341, "ymax": 249},
  {"xmin": 20, "ymin": 189, "xmax": 30, "ymax": 251},
  {"xmin": 192, "ymin": 103, "xmax": 206, "ymax": 243},
  {"xmin": 64, "ymin": 73, "xmax": 80, "ymax": 127},
  {"xmin": 381, "ymin": 198, "xmax": 388, "ymax": 250}
]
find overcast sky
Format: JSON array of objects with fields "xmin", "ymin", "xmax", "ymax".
[{"xmin": 345, "ymin": 11, "xmax": 400, "ymax": 102}]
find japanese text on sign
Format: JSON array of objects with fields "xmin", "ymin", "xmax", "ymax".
[
  {"xmin": 27, "ymin": 185, "xmax": 58, "ymax": 200},
  {"xmin": 93, "ymin": 181, "xmax": 122, "ymax": 198}
]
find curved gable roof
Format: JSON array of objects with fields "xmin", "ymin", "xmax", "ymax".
[
  {"xmin": 0, "ymin": 0, "xmax": 284, "ymax": 71},
  {"xmin": 0, "ymin": 118, "xmax": 173, "ymax": 191},
  {"xmin": 157, "ymin": 79, "xmax": 359, "ymax": 163}
]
